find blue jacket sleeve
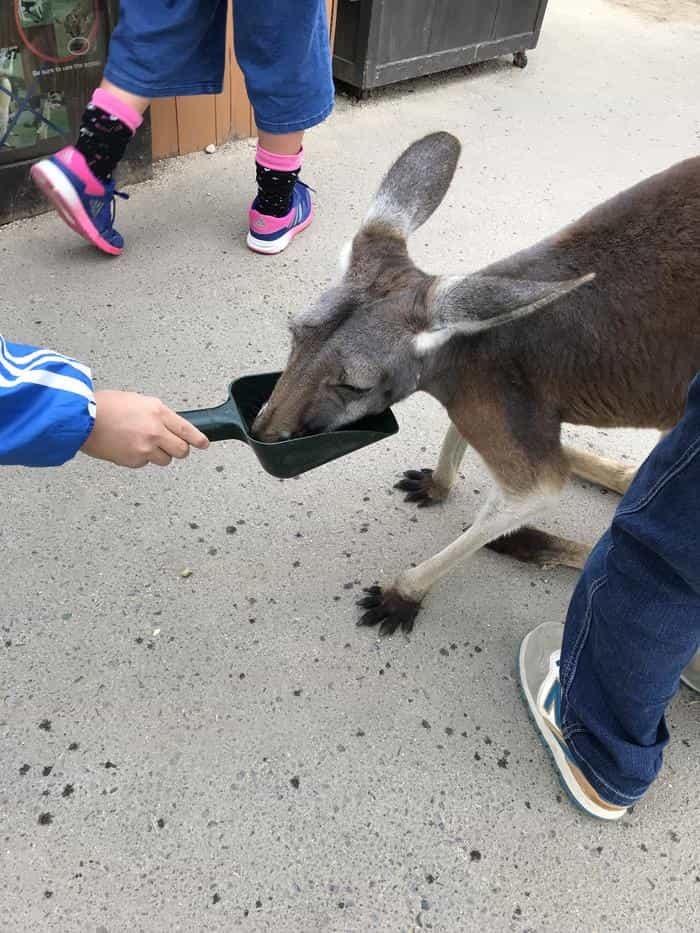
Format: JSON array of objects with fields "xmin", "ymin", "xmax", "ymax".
[{"xmin": 0, "ymin": 335, "xmax": 96, "ymax": 467}]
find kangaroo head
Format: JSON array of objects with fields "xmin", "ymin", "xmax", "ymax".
[{"xmin": 253, "ymin": 132, "xmax": 593, "ymax": 441}]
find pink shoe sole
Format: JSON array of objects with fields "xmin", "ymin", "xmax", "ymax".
[
  {"xmin": 246, "ymin": 206, "xmax": 314, "ymax": 255},
  {"xmin": 30, "ymin": 160, "xmax": 123, "ymax": 256}
]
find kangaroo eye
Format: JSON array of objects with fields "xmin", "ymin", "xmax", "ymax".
[{"xmin": 336, "ymin": 383, "xmax": 369, "ymax": 396}]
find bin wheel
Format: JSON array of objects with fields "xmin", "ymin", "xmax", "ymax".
[{"xmin": 513, "ymin": 50, "xmax": 528, "ymax": 69}]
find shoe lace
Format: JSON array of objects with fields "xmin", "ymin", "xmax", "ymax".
[
  {"xmin": 104, "ymin": 181, "xmax": 129, "ymax": 226},
  {"xmin": 295, "ymin": 178, "xmax": 316, "ymax": 194}
]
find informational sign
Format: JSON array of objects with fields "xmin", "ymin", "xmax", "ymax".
[{"xmin": 0, "ymin": 1, "xmax": 109, "ymax": 165}]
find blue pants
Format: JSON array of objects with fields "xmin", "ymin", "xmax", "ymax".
[
  {"xmin": 103, "ymin": 0, "xmax": 334, "ymax": 133},
  {"xmin": 560, "ymin": 375, "xmax": 700, "ymax": 807}
]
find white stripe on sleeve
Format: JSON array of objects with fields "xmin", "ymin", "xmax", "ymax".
[
  {"xmin": 0, "ymin": 335, "xmax": 93, "ymax": 380},
  {"xmin": 0, "ymin": 367, "xmax": 95, "ymax": 404}
]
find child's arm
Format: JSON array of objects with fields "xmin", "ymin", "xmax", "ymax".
[
  {"xmin": 1, "ymin": 336, "xmax": 207, "ymax": 468},
  {"xmin": 0, "ymin": 335, "xmax": 96, "ymax": 466}
]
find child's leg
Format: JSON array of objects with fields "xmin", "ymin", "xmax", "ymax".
[
  {"xmin": 32, "ymin": 0, "xmax": 228, "ymax": 256},
  {"xmin": 257, "ymin": 132, "xmax": 305, "ymax": 157},
  {"xmin": 235, "ymin": 0, "xmax": 334, "ymax": 254},
  {"xmin": 252, "ymin": 131, "xmax": 304, "ymax": 221},
  {"xmin": 30, "ymin": 81, "xmax": 145, "ymax": 255},
  {"xmin": 74, "ymin": 84, "xmax": 145, "ymax": 182},
  {"xmin": 99, "ymin": 80, "xmax": 150, "ymax": 116}
]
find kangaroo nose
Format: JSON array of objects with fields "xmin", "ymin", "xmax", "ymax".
[{"xmin": 252, "ymin": 406, "xmax": 294, "ymax": 442}]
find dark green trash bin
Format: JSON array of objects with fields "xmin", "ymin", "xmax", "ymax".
[{"xmin": 333, "ymin": 0, "xmax": 550, "ymax": 95}]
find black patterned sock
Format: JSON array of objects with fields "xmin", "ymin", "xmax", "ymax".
[
  {"xmin": 75, "ymin": 103, "xmax": 133, "ymax": 182},
  {"xmin": 255, "ymin": 162, "xmax": 301, "ymax": 217}
]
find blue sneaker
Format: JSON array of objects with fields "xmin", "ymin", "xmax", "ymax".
[
  {"xmin": 519, "ymin": 622, "xmax": 628, "ymax": 821},
  {"xmin": 30, "ymin": 146, "xmax": 128, "ymax": 256},
  {"xmin": 246, "ymin": 180, "xmax": 313, "ymax": 255}
]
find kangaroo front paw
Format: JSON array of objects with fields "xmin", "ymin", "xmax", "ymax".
[
  {"xmin": 356, "ymin": 585, "xmax": 422, "ymax": 636},
  {"xmin": 394, "ymin": 468, "xmax": 448, "ymax": 507}
]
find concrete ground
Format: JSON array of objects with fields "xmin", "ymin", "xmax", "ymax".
[{"xmin": 1, "ymin": 1, "xmax": 699, "ymax": 930}]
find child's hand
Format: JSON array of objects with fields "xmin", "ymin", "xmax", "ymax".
[{"xmin": 81, "ymin": 390, "xmax": 209, "ymax": 467}]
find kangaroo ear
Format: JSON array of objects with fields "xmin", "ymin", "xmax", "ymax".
[
  {"xmin": 364, "ymin": 132, "xmax": 461, "ymax": 238},
  {"xmin": 414, "ymin": 273, "xmax": 596, "ymax": 355}
]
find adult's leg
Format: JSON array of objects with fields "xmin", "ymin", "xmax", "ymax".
[{"xmin": 559, "ymin": 374, "xmax": 700, "ymax": 806}]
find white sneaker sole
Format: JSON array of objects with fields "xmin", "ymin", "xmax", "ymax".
[
  {"xmin": 519, "ymin": 630, "xmax": 628, "ymax": 821},
  {"xmin": 246, "ymin": 208, "xmax": 313, "ymax": 255},
  {"xmin": 680, "ymin": 651, "xmax": 700, "ymax": 693}
]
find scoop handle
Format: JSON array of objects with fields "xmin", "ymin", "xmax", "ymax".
[{"xmin": 177, "ymin": 395, "xmax": 248, "ymax": 443}]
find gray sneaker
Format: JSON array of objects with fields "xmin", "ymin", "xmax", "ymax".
[
  {"xmin": 519, "ymin": 622, "xmax": 628, "ymax": 821},
  {"xmin": 680, "ymin": 651, "xmax": 700, "ymax": 693}
]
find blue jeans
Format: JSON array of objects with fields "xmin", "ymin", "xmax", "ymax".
[
  {"xmin": 560, "ymin": 375, "xmax": 700, "ymax": 807},
  {"xmin": 104, "ymin": 0, "xmax": 334, "ymax": 133}
]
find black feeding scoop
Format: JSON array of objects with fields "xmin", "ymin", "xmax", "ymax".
[{"xmin": 178, "ymin": 372, "xmax": 398, "ymax": 479}]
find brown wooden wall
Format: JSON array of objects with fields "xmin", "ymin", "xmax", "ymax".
[{"xmin": 151, "ymin": 1, "xmax": 337, "ymax": 160}]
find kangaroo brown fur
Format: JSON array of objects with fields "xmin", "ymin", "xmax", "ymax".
[{"xmin": 253, "ymin": 133, "xmax": 700, "ymax": 635}]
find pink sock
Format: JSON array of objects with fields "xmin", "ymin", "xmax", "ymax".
[
  {"xmin": 255, "ymin": 144, "xmax": 303, "ymax": 172},
  {"xmin": 92, "ymin": 88, "xmax": 143, "ymax": 134}
]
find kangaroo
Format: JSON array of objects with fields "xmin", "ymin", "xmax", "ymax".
[{"xmin": 253, "ymin": 133, "xmax": 700, "ymax": 635}]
